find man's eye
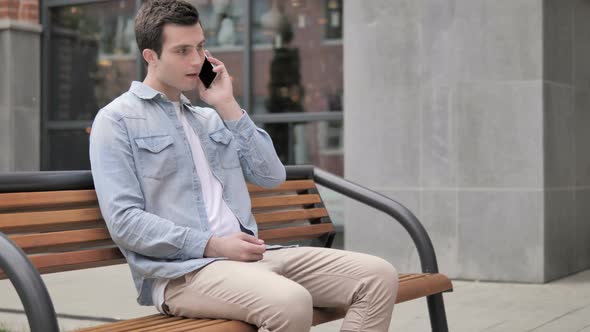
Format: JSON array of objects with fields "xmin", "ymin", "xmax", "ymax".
[{"xmin": 178, "ymin": 49, "xmax": 187, "ymax": 54}]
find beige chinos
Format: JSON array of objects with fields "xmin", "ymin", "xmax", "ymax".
[{"xmin": 164, "ymin": 247, "xmax": 399, "ymax": 332}]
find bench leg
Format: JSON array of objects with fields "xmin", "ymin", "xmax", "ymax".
[
  {"xmin": 427, "ymin": 293, "xmax": 449, "ymax": 332},
  {"xmin": 323, "ymin": 232, "xmax": 336, "ymax": 248}
]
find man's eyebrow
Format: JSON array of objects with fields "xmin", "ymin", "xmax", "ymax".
[{"xmin": 172, "ymin": 40, "xmax": 206, "ymax": 49}]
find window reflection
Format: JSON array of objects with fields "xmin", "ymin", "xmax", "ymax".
[
  {"xmin": 285, "ymin": 120, "xmax": 343, "ymax": 176},
  {"xmin": 324, "ymin": 0, "xmax": 342, "ymax": 40},
  {"xmin": 187, "ymin": 0, "xmax": 246, "ymax": 48},
  {"xmin": 49, "ymin": 0, "xmax": 137, "ymax": 121},
  {"xmin": 252, "ymin": 0, "xmax": 343, "ymax": 174},
  {"xmin": 47, "ymin": 0, "xmax": 136, "ymax": 170},
  {"xmin": 43, "ymin": 0, "xmax": 343, "ymax": 175}
]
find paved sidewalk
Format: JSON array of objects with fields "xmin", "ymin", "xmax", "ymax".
[{"xmin": 0, "ymin": 266, "xmax": 589, "ymax": 331}]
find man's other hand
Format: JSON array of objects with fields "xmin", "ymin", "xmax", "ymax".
[{"xmin": 204, "ymin": 232, "xmax": 266, "ymax": 262}]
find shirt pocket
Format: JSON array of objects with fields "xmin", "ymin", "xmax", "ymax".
[
  {"xmin": 134, "ymin": 135, "xmax": 178, "ymax": 179},
  {"xmin": 209, "ymin": 127, "xmax": 240, "ymax": 169}
]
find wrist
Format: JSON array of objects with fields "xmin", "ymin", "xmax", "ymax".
[
  {"xmin": 204, "ymin": 236, "xmax": 222, "ymax": 258},
  {"xmin": 215, "ymin": 98, "xmax": 242, "ymax": 120}
]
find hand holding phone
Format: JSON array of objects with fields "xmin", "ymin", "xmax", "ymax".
[
  {"xmin": 198, "ymin": 51, "xmax": 241, "ymax": 120},
  {"xmin": 199, "ymin": 56, "xmax": 217, "ymax": 89}
]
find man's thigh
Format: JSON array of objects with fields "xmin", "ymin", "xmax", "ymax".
[
  {"xmin": 164, "ymin": 259, "xmax": 309, "ymax": 323},
  {"xmin": 264, "ymin": 247, "xmax": 398, "ymax": 308}
]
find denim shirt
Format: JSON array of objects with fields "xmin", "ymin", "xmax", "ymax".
[{"xmin": 89, "ymin": 81, "xmax": 286, "ymax": 306}]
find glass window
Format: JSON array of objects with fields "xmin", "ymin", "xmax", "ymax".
[
  {"xmin": 47, "ymin": 130, "xmax": 92, "ymax": 170},
  {"xmin": 49, "ymin": 0, "xmax": 137, "ymax": 121},
  {"xmin": 289, "ymin": 120, "xmax": 343, "ymax": 175},
  {"xmin": 323, "ymin": 0, "xmax": 342, "ymax": 40},
  {"xmin": 43, "ymin": 0, "xmax": 343, "ymax": 175},
  {"xmin": 47, "ymin": 0, "xmax": 137, "ymax": 170},
  {"xmin": 251, "ymin": 0, "xmax": 343, "ymax": 174},
  {"xmin": 188, "ymin": 0, "xmax": 246, "ymax": 48}
]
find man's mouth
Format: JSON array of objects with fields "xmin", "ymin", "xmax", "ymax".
[{"xmin": 186, "ymin": 73, "xmax": 198, "ymax": 79}]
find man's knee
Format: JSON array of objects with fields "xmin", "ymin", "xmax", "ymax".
[
  {"xmin": 273, "ymin": 283, "xmax": 313, "ymax": 321},
  {"xmin": 260, "ymin": 282, "xmax": 313, "ymax": 332},
  {"xmin": 366, "ymin": 256, "xmax": 399, "ymax": 294}
]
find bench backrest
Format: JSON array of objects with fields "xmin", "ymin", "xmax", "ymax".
[{"xmin": 0, "ymin": 177, "xmax": 335, "ymax": 279}]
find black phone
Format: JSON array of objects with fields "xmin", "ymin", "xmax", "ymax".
[{"xmin": 199, "ymin": 57, "xmax": 217, "ymax": 89}]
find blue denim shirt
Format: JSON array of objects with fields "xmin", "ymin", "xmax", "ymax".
[{"xmin": 89, "ymin": 81, "xmax": 286, "ymax": 306}]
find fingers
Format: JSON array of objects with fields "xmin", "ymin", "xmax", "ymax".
[
  {"xmin": 252, "ymin": 253, "xmax": 263, "ymax": 261},
  {"xmin": 212, "ymin": 64, "xmax": 225, "ymax": 73},
  {"xmin": 240, "ymin": 237, "xmax": 266, "ymax": 256},
  {"xmin": 205, "ymin": 50, "xmax": 222, "ymax": 66},
  {"xmin": 239, "ymin": 232, "xmax": 265, "ymax": 245},
  {"xmin": 248, "ymin": 242, "xmax": 266, "ymax": 254},
  {"xmin": 244, "ymin": 253, "xmax": 263, "ymax": 262},
  {"xmin": 203, "ymin": 50, "xmax": 230, "ymax": 85},
  {"xmin": 236, "ymin": 241, "xmax": 265, "ymax": 262}
]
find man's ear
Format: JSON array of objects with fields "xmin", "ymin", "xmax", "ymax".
[{"xmin": 142, "ymin": 49, "xmax": 158, "ymax": 67}]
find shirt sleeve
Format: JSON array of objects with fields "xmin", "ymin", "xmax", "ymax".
[{"xmin": 224, "ymin": 110, "xmax": 286, "ymax": 188}]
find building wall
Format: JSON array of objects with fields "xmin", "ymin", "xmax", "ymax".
[
  {"xmin": 0, "ymin": 0, "xmax": 38, "ymax": 23},
  {"xmin": 543, "ymin": 0, "xmax": 590, "ymax": 281},
  {"xmin": 344, "ymin": 0, "xmax": 590, "ymax": 282},
  {"xmin": 0, "ymin": 0, "xmax": 40, "ymax": 172}
]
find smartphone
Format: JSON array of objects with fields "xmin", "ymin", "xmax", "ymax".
[{"xmin": 199, "ymin": 57, "xmax": 217, "ymax": 89}]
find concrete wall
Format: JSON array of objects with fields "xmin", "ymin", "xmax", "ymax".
[
  {"xmin": 343, "ymin": 0, "xmax": 590, "ymax": 282},
  {"xmin": 0, "ymin": 19, "xmax": 41, "ymax": 172},
  {"xmin": 543, "ymin": 0, "xmax": 590, "ymax": 281}
]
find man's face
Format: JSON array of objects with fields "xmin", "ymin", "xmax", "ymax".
[{"xmin": 151, "ymin": 23, "xmax": 206, "ymax": 95}]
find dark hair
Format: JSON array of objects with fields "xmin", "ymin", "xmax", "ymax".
[{"xmin": 135, "ymin": 0, "xmax": 200, "ymax": 63}]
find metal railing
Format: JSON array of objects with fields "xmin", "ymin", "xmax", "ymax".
[{"xmin": 0, "ymin": 233, "xmax": 59, "ymax": 332}]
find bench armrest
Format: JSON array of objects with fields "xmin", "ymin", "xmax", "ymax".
[
  {"xmin": 285, "ymin": 166, "xmax": 440, "ymax": 274},
  {"xmin": 0, "ymin": 232, "xmax": 59, "ymax": 332}
]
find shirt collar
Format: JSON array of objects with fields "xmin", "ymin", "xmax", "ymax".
[{"xmin": 129, "ymin": 81, "xmax": 192, "ymax": 106}]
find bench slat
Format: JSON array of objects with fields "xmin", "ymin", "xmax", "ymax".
[
  {"xmin": 251, "ymin": 194, "xmax": 321, "ymax": 209},
  {"xmin": 396, "ymin": 273, "xmax": 453, "ymax": 303},
  {"xmin": 258, "ymin": 223, "xmax": 334, "ymax": 242},
  {"xmin": 9, "ymin": 227, "xmax": 111, "ymax": 251},
  {"xmin": 162, "ymin": 320, "xmax": 241, "ymax": 332},
  {"xmin": 253, "ymin": 208, "xmax": 328, "ymax": 224},
  {"xmin": 0, "ymin": 207, "xmax": 103, "ymax": 233},
  {"xmin": 132, "ymin": 318, "xmax": 222, "ymax": 332},
  {"xmin": 247, "ymin": 180, "xmax": 316, "ymax": 193},
  {"xmin": 29, "ymin": 247, "xmax": 124, "ymax": 275},
  {"xmin": 75, "ymin": 317, "xmax": 252, "ymax": 332},
  {"xmin": 108, "ymin": 316, "xmax": 185, "ymax": 332},
  {"xmin": 73, "ymin": 314, "xmax": 165, "ymax": 332},
  {"xmin": 175, "ymin": 321, "xmax": 257, "ymax": 332},
  {"xmin": 0, "ymin": 190, "xmax": 97, "ymax": 210},
  {"xmin": 0, "ymin": 179, "xmax": 314, "ymax": 211}
]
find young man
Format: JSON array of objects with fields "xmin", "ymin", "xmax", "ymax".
[{"xmin": 89, "ymin": 1, "xmax": 398, "ymax": 331}]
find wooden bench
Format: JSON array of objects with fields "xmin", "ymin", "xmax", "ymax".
[{"xmin": 0, "ymin": 166, "xmax": 452, "ymax": 332}]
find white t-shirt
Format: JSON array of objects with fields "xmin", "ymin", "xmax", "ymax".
[{"xmin": 152, "ymin": 101, "xmax": 241, "ymax": 313}]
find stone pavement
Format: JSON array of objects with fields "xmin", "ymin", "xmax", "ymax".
[{"xmin": 0, "ymin": 266, "xmax": 589, "ymax": 331}]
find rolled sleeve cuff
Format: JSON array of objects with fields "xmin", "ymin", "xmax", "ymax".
[
  {"xmin": 224, "ymin": 110, "xmax": 255, "ymax": 137},
  {"xmin": 179, "ymin": 228, "xmax": 213, "ymax": 260}
]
